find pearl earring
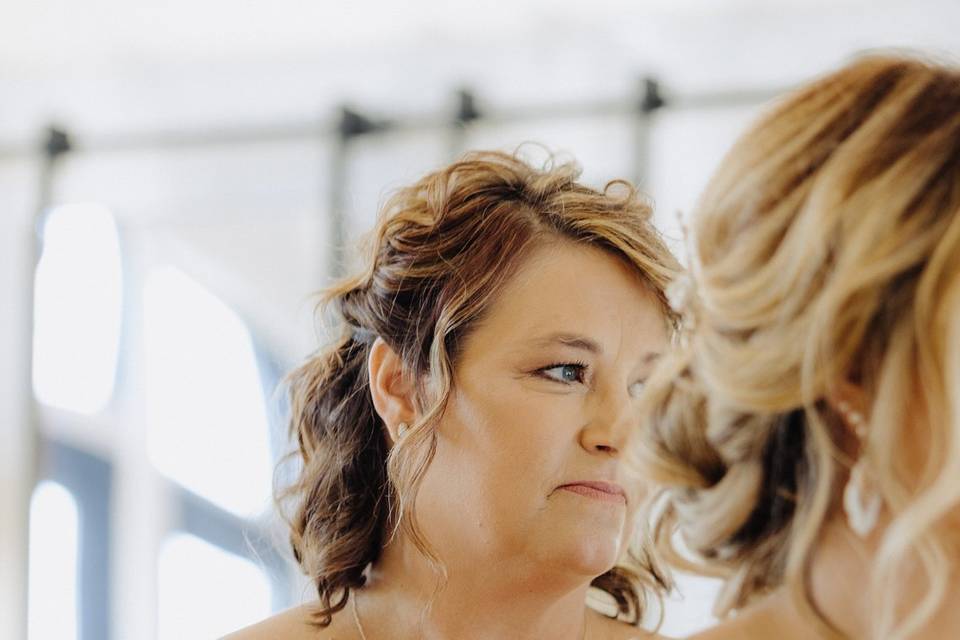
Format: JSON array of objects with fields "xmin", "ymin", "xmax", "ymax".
[
  {"xmin": 396, "ymin": 422, "xmax": 409, "ymax": 439},
  {"xmin": 837, "ymin": 400, "xmax": 881, "ymax": 537}
]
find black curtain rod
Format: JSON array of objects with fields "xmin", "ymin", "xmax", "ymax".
[{"xmin": 0, "ymin": 82, "xmax": 784, "ymax": 161}]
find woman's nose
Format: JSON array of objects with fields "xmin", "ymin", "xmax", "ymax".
[{"xmin": 580, "ymin": 390, "xmax": 633, "ymax": 456}]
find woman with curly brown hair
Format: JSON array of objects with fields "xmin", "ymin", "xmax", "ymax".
[
  {"xmin": 227, "ymin": 151, "xmax": 683, "ymax": 639},
  {"xmin": 633, "ymin": 55, "xmax": 960, "ymax": 640}
]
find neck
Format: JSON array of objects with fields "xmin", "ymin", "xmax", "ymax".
[
  {"xmin": 755, "ymin": 518, "xmax": 960, "ymax": 639},
  {"xmin": 357, "ymin": 534, "xmax": 592, "ymax": 640}
]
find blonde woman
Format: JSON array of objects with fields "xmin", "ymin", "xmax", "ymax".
[
  {"xmin": 227, "ymin": 151, "xmax": 681, "ymax": 639},
  {"xmin": 633, "ymin": 55, "xmax": 960, "ymax": 640}
]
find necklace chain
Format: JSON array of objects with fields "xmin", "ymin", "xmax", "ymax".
[
  {"xmin": 351, "ymin": 592, "xmax": 588, "ymax": 640},
  {"xmin": 351, "ymin": 593, "xmax": 369, "ymax": 640}
]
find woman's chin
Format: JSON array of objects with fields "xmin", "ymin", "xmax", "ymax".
[{"xmin": 542, "ymin": 523, "xmax": 625, "ymax": 579}]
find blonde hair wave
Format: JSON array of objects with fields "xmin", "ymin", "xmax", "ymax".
[{"xmin": 633, "ymin": 55, "xmax": 960, "ymax": 639}]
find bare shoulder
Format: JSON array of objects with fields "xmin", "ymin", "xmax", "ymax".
[
  {"xmin": 689, "ymin": 591, "xmax": 817, "ymax": 640},
  {"xmin": 681, "ymin": 624, "xmax": 734, "ymax": 640},
  {"xmin": 587, "ymin": 608, "xmax": 670, "ymax": 640},
  {"xmin": 220, "ymin": 601, "xmax": 358, "ymax": 640},
  {"xmin": 682, "ymin": 617, "xmax": 772, "ymax": 640},
  {"xmin": 681, "ymin": 599, "xmax": 804, "ymax": 640}
]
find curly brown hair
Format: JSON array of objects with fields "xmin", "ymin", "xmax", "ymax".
[{"xmin": 278, "ymin": 150, "xmax": 682, "ymax": 628}]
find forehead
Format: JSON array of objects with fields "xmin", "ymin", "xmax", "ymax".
[{"xmin": 467, "ymin": 240, "xmax": 666, "ymax": 351}]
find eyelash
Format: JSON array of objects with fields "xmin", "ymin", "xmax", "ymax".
[
  {"xmin": 536, "ymin": 361, "xmax": 589, "ymax": 384},
  {"xmin": 534, "ymin": 363, "xmax": 651, "ymax": 396}
]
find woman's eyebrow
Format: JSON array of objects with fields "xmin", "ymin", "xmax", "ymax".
[
  {"xmin": 530, "ymin": 332, "xmax": 603, "ymax": 354},
  {"xmin": 528, "ymin": 335, "xmax": 664, "ymax": 369}
]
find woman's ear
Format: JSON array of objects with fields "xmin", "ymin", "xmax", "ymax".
[{"xmin": 368, "ymin": 337, "xmax": 417, "ymax": 443}]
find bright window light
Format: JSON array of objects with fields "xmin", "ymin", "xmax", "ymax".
[
  {"xmin": 660, "ymin": 572, "xmax": 721, "ymax": 636},
  {"xmin": 32, "ymin": 204, "xmax": 123, "ymax": 414},
  {"xmin": 158, "ymin": 533, "xmax": 271, "ymax": 640},
  {"xmin": 144, "ymin": 266, "xmax": 273, "ymax": 516},
  {"xmin": 28, "ymin": 481, "xmax": 79, "ymax": 640}
]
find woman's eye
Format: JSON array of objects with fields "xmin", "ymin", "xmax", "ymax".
[{"xmin": 539, "ymin": 364, "xmax": 586, "ymax": 384}]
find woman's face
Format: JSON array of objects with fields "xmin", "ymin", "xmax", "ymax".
[{"xmin": 416, "ymin": 240, "xmax": 669, "ymax": 581}]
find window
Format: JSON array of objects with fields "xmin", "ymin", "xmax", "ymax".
[
  {"xmin": 28, "ymin": 481, "xmax": 79, "ymax": 640},
  {"xmin": 144, "ymin": 266, "xmax": 273, "ymax": 517},
  {"xmin": 157, "ymin": 533, "xmax": 272, "ymax": 639},
  {"xmin": 32, "ymin": 204, "xmax": 123, "ymax": 413},
  {"xmin": 647, "ymin": 104, "xmax": 763, "ymax": 263}
]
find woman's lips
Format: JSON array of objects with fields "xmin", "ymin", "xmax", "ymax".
[{"xmin": 556, "ymin": 481, "xmax": 627, "ymax": 504}]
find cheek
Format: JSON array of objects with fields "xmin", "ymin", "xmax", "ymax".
[
  {"xmin": 620, "ymin": 497, "xmax": 642, "ymax": 540},
  {"xmin": 430, "ymin": 384, "xmax": 572, "ymax": 513},
  {"xmin": 624, "ymin": 459, "xmax": 653, "ymax": 505},
  {"xmin": 618, "ymin": 463, "xmax": 650, "ymax": 509}
]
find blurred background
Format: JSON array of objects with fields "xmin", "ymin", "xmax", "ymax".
[{"xmin": 2, "ymin": 1, "xmax": 958, "ymax": 638}]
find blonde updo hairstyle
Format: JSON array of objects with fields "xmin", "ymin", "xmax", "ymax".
[
  {"xmin": 280, "ymin": 151, "xmax": 681, "ymax": 628},
  {"xmin": 634, "ymin": 55, "xmax": 960, "ymax": 639}
]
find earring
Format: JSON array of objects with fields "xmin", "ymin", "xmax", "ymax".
[
  {"xmin": 396, "ymin": 422, "xmax": 409, "ymax": 439},
  {"xmin": 837, "ymin": 401, "xmax": 881, "ymax": 537}
]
